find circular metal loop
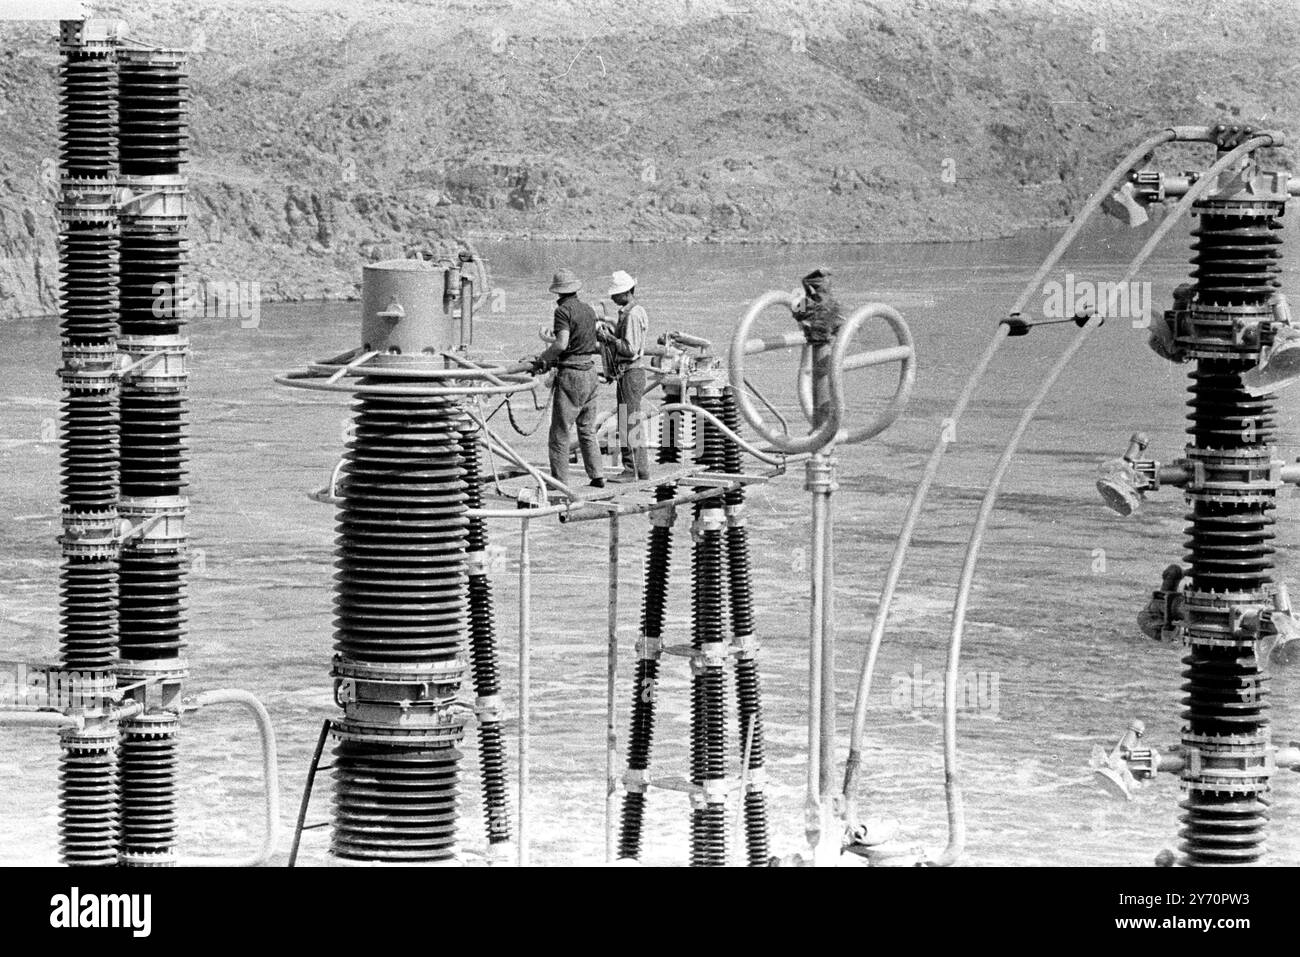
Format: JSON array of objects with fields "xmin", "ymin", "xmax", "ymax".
[
  {"xmin": 274, "ymin": 372, "xmax": 537, "ymax": 397},
  {"xmin": 274, "ymin": 347, "xmax": 539, "ymax": 397},
  {"xmin": 829, "ymin": 302, "xmax": 917, "ymax": 444},
  {"xmin": 730, "ymin": 290, "xmax": 841, "ymax": 454},
  {"xmin": 729, "ymin": 291, "xmax": 916, "ymax": 453}
]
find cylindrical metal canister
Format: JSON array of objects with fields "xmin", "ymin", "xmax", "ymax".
[{"xmin": 361, "ymin": 260, "xmax": 455, "ymax": 356}]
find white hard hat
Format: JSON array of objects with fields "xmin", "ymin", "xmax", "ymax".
[{"xmin": 608, "ymin": 270, "xmax": 637, "ymax": 296}]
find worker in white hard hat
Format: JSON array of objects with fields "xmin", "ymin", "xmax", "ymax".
[{"xmin": 597, "ymin": 270, "xmax": 651, "ymax": 481}]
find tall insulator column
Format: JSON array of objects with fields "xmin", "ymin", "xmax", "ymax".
[
  {"xmin": 459, "ymin": 416, "xmax": 512, "ymax": 853},
  {"xmin": 688, "ymin": 386, "xmax": 729, "ymax": 867},
  {"xmin": 1174, "ymin": 166, "xmax": 1288, "ymax": 865},
  {"xmin": 300, "ymin": 259, "xmax": 507, "ymax": 865},
  {"xmin": 115, "ymin": 45, "xmax": 191, "ymax": 867},
  {"xmin": 719, "ymin": 387, "xmax": 770, "ymax": 866},
  {"xmin": 54, "ymin": 17, "xmax": 123, "ymax": 868},
  {"xmin": 616, "ymin": 387, "xmax": 684, "ymax": 859},
  {"xmin": 331, "ymin": 385, "xmax": 469, "ymax": 863}
]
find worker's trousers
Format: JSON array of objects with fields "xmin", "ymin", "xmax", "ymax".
[
  {"xmin": 548, "ymin": 364, "xmax": 604, "ymax": 485},
  {"xmin": 616, "ymin": 367, "xmax": 650, "ymax": 479}
]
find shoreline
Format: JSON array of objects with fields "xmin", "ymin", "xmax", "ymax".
[{"xmin": 2, "ymin": 220, "xmax": 1078, "ymax": 322}]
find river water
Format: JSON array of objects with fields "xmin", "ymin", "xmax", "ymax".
[{"xmin": 2, "ymin": 224, "xmax": 1299, "ymax": 866}]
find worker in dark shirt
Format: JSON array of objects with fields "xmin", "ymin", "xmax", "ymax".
[{"xmin": 526, "ymin": 268, "xmax": 606, "ymax": 488}]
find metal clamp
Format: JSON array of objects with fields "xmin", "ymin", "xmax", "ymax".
[
  {"xmin": 729, "ymin": 291, "xmax": 916, "ymax": 454},
  {"xmin": 635, "ymin": 633, "xmax": 663, "ymax": 661},
  {"xmin": 118, "ymin": 335, "xmax": 190, "ymax": 388},
  {"xmin": 117, "ymin": 496, "xmax": 188, "ymax": 549}
]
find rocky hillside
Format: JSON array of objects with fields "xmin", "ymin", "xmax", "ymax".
[{"xmin": 0, "ymin": 0, "xmax": 1297, "ymax": 316}]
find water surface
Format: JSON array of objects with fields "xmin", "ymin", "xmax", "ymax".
[{"xmin": 3, "ymin": 223, "xmax": 1299, "ymax": 866}]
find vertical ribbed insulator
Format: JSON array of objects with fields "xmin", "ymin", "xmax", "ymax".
[
  {"xmin": 58, "ymin": 726, "xmax": 118, "ymax": 866},
  {"xmin": 333, "ymin": 389, "xmax": 466, "ymax": 662},
  {"xmin": 116, "ymin": 48, "xmax": 190, "ymax": 670},
  {"xmin": 690, "ymin": 804, "xmax": 728, "ymax": 866},
  {"xmin": 689, "ymin": 388, "xmax": 728, "ymax": 865},
  {"xmin": 330, "ymin": 385, "xmax": 468, "ymax": 862},
  {"xmin": 720, "ymin": 388, "xmax": 770, "ymax": 866},
  {"xmin": 59, "ymin": 43, "xmax": 117, "ymax": 181},
  {"xmin": 56, "ymin": 26, "xmax": 121, "ymax": 867},
  {"xmin": 117, "ymin": 50, "xmax": 188, "ymax": 179},
  {"xmin": 617, "ymin": 495, "xmax": 673, "ymax": 860},
  {"xmin": 458, "ymin": 416, "xmax": 512, "ymax": 847},
  {"xmin": 117, "ymin": 716, "xmax": 177, "ymax": 866},
  {"xmin": 616, "ymin": 382, "xmax": 690, "ymax": 859},
  {"xmin": 1177, "ymin": 196, "xmax": 1282, "ymax": 865},
  {"xmin": 331, "ymin": 742, "xmax": 462, "ymax": 863},
  {"xmin": 657, "ymin": 382, "xmax": 687, "ymax": 468}
]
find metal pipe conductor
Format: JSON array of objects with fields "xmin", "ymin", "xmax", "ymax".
[
  {"xmin": 729, "ymin": 288, "xmax": 916, "ymax": 864},
  {"xmin": 838, "ymin": 125, "xmax": 1202, "ymax": 826}
]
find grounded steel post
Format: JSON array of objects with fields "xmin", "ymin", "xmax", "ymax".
[
  {"xmin": 730, "ymin": 291, "xmax": 915, "ymax": 864},
  {"xmin": 605, "ymin": 513, "xmax": 619, "ymax": 863},
  {"xmin": 518, "ymin": 517, "xmax": 531, "ymax": 867}
]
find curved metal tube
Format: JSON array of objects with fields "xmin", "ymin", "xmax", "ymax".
[
  {"xmin": 743, "ymin": 375, "xmax": 791, "ymax": 436},
  {"xmin": 842, "ymin": 126, "xmax": 1209, "ymax": 803},
  {"xmin": 730, "ymin": 290, "xmax": 842, "ymax": 454},
  {"xmin": 175, "ymin": 689, "xmax": 281, "ymax": 867},
  {"xmin": 930, "ymin": 317, "xmax": 1100, "ymax": 867},
  {"xmin": 654, "ymin": 402, "xmax": 787, "ymax": 466},
  {"xmin": 732, "ymin": 294, "xmax": 916, "ymax": 456},
  {"xmin": 842, "ymin": 325, "xmax": 1008, "ymax": 803},
  {"xmin": 1004, "ymin": 127, "xmax": 1181, "ymax": 317},
  {"xmin": 924, "ymin": 134, "xmax": 1271, "ymax": 867},
  {"xmin": 0, "ymin": 710, "xmax": 81, "ymax": 729},
  {"xmin": 835, "ymin": 303, "xmax": 916, "ymax": 444}
]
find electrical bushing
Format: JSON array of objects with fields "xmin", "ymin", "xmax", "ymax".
[
  {"xmin": 112, "ymin": 42, "xmax": 191, "ymax": 868},
  {"xmin": 279, "ymin": 257, "xmax": 521, "ymax": 865},
  {"xmin": 1173, "ymin": 158, "xmax": 1287, "ymax": 866},
  {"xmin": 1099, "ymin": 129, "xmax": 1295, "ymax": 864},
  {"xmin": 55, "ymin": 17, "xmax": 124, "ymax": 868}
]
